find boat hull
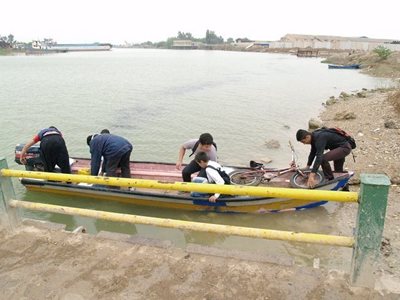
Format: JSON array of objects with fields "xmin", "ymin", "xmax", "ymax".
[
  {"xmin": 328, "ymin": 64, "xmax": 360, "ymax": 69},
  {"xmin": 14, "ymin": 148, "xmax": 353, "ymax": 213},
  {"xmin": 21, "ymin": 174, "xmax": 351, "ymax": 213}
]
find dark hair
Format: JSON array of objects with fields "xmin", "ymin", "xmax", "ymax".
[
  {"xmin": 296, "ymin": 129, "xmax": 310, "ymax": 141},
  {"xmin": 194, "ymin": 151, "xmax": 210, "ymax": 163},
  {"xmin": 49, "ymin": 126, "xmax": 58, "ymax": 130},
  {"xmin": 100, "ymin": 129, "xmax": 110, "ymax": 134},
  {"xmin": 199, "ymin": 133, "xmax": 213, "ymax": 145},
  {"xmin": 86, "ymin": 134, "xmax": 98, "ymax": 146}
]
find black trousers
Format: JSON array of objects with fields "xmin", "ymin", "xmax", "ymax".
[
  {"xmin": 105, "ymin": 150, "xmax": 131, "ymax": 178},
  {"xmin": 40, "ymin": 135, "xmax": 71, "ymax": 174},
  {"xmin": 321, "ymin": 143, "xmax": 352, "ymax": 179},
  {"xmin": 182, "ymin": 159, "xmax": 201, "ymax": 182}
]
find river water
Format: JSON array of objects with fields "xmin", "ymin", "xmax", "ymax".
[{"xmin": 0, "ymin": 49, "xmax": 391, "ymax": 269}]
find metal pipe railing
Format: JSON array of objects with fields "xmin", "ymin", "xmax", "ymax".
[
  {"xmin": 9, "ymin": 199, "xmax": 354, "ymax": 247},
  {"xmin": 0, "ymin": 169, "xmax": 358, "ymax": 203}
]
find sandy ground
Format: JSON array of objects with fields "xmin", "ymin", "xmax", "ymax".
[{"xmin": 0, "ymin": 220, "xmax": 398, "ymax": 300}]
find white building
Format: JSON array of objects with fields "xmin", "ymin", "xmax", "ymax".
[
  {"xmin": 172, "ymin": 40, "xmax": 200, "ymax": 49},
  {"xmin": 270, "ymin": 34, "xmax": 400, "ymax": 51}
]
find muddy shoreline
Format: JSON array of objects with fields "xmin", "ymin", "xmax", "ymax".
[{"xmin": 316, "ymin": 85, "xmax": 400, "ymax": 295}]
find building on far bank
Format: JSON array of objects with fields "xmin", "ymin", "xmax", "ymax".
[
  {"xmin": 253, "ymin": 41, "xmax": 270, "ymax": 47},
  {"xmin": 172, "ymin": 40, "xmax": 201, "ymax": 49},
  {"xmin": 270, "ymin": 34, "xmax": 400, "ymax": 51},
  {"xmin": 233, "ymin": 39, "xmax": 270, "ymax": 49}
]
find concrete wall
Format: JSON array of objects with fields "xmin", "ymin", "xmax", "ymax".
[
  {"xmin": 269, "ymin": 40, "xmax": 400, "ymax": 51},
  {"xmin": 272, "ymin": 34, "xmax": 400, "ymax": 51}
]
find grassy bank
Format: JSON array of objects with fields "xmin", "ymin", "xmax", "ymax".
[
  {"xmin": 0, "ymin": 48, "xmax": 25, "ymax": 55},
  {"xmin": 0, "ymin": 48, "xmax": 11, "ymax": 55}
]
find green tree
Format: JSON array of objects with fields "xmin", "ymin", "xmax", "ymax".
[
  {"xmin": 165, "ymin": 37, "xmax": 177, "ymax": 48},
  {"xmin": 177, "ymin": 31, "xmax": 193, "ymax": 40},
  {"xmin": 204, "ymin": 30, "xmax": 224, "ymax": 44},
  {"xmin": 155, "ymin": 41, "xmax": 167, "ymax": 48},
  {"xmin": 7, "ymin": 34, "xmax": 14, "ymax": 44},
  {"xmin": 140, "ymin": 41, "xmax": 153, "ymax": 48},
  {"xmin": 227, "ymin": 37, "xmax": 234, "ymax": 43},
  {"xmin": 0, "ymin": 35, "xmax": 11, "ymax": 48},
  {"xmin": 373, "ymin": 45, "xmax": 392, "ymax": 60}
]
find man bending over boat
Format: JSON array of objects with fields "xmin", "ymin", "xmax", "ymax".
[
  {"xmin": 295, "ymin": 129, "xmax": 352, "ymax": 188},
  {"xmin": 176, "ymin": 133, "xmax": 217, "ymax": 182},
  {"xmin": 87, "ymin": 133, "xmax": 133, "ymax": 178},
  {"xmin": 191, "ymin": 152, "xmax": 227, "ymax": 203},
  {"xmin": 20, "ymin": 126, "xmax": 71, "ymax": 174}
]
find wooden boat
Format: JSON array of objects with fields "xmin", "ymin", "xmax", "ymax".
[
  {"xmin": 15, "ymin": 151, "xmax": 354, "ymax": 213},
  {"xmin": 328, "ymin": 64, "xmax": 360, "ymax": 69}
]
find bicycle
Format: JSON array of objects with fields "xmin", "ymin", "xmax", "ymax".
[{"xmin": 229, "ymin": 141, "xmax": 324, "ymax": 188}]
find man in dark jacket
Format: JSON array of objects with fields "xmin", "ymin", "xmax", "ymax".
[
  {"xmin": 87, "ymin": 133, "xmax": 133, "ymax": 178},
  {"xmin": 20, "ymin": 126, "xmax": 71, "ymax": 173},
  {"xmin": 296, "ymin": 128, "xmax": 352, "ymax": 188}
]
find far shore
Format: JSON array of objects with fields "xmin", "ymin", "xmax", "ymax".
[{"xmin": 3, "ymin": 45, "xmax": 400, "ymax": 80}]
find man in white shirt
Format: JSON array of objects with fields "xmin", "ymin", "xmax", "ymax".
[{"xmin": 191, "ymin": 151, "xmax": 226, "ymax": 203}]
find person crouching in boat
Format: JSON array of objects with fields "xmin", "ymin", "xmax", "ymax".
[
  {"xmin": 176, "ymin": 133, "xmax": 218, "ymax": 182},
  {"xmin": 296, "ymin": 129, "xmax": 352, "ymax": 188},
  {"xmin": 86, "ymin": 133, "xmax": 133, "ymax": 178},
  {"xmin": 191, "ymin": 152, "xmax": 226, "ymax": 203},
  {"xmin": 20, "ymin": 126, "xmax": 71, "ymax": 174}
]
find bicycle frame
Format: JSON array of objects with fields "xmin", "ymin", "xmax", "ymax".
[
  {"xmin": 258, "ymin": 141, "xmax": 302, "ymax": 179},
  {"xmin": 229, "ymin": 141, "xmax": 309, "ymax": 186}
]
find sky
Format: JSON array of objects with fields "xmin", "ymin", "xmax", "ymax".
[{"xmin": 1, "ymin": 0, "xmax": 399, "ymax": 44}]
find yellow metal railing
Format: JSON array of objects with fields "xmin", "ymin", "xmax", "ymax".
[
  {"xmin": 9, "ymin": 200, "xmax": 354, "ymax": 247},
  {"xmin": 0, "ymin": 169, "xmax": 358, "ymax": 203}
]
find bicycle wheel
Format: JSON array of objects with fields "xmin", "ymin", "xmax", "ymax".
[
  {"xmin": 229, "ymin": 170, "xmax": 263, "ymax": 186},
  {"xmin": 290, "ymin": 170, "xmax": 324, "ymax": 188}
]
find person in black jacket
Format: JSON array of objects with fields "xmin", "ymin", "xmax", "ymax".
[
  {"xmin": 20, "ymin": 126, "xmax": 71, "ymax": 173},
  {"xmin": 296, "ymin": 128, "xmax": 352, "ymax": 188}
]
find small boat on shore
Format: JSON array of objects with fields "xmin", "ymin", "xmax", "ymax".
[
  {"xmin": 14, "ymin": 145, "xmax": 353, "ymax": 213},
  {"xmin": 328, "ymin": 64, "xmax": 361, "ymax": 69}
]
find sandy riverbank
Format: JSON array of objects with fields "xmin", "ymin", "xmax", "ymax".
[
  {"xmin": 320, "ymin": 88, "xmax": 400, "ymax": 184},
  {"xmin": 317, "ymin": 86, "xmax": 400, "ymax": 292}
]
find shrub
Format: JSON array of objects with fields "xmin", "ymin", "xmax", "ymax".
[{"xmin": 373, "ymin": 46, "xmax": 392, "ymax": 60}]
